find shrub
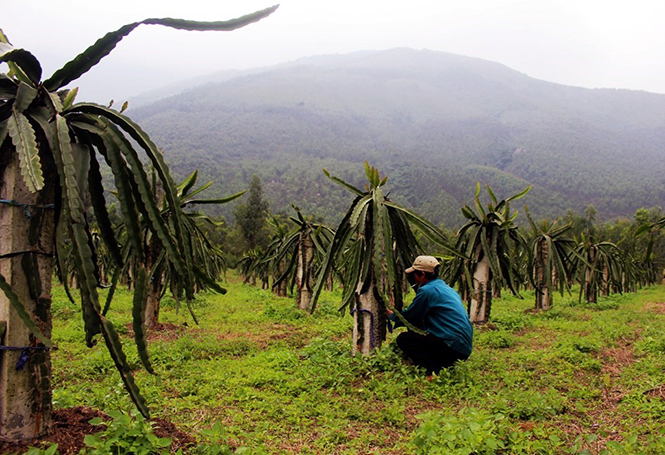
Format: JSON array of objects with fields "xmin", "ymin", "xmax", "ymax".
[
  {"xmin": 23, "ymin": 445, "xmax": 58, "ymax": 455},
  {"xmin": 493, "ymin": 390, "xmax": 567, "ymax": 420},
  {"xmin": 490, "ymin": 312, "xmax": 532, "ymax": 332},
  {"xmin": 555, "ymin": 337, "xmax": 603, "ymax": 371},
  {"xmin": 480, "ymin": 330, "xmax": 516, "ymax": 348},
  {"xmin": 412, "ymin": 407, "xmax": 506, "ymax": 454},
  {"xmin": 82, "ymin": 409, "xmax": 172, "ymax": 455}
]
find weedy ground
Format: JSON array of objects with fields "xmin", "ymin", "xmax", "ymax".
[{"xmin": 49, "ymin": 274, "xmax": 665, "ymax": 454}]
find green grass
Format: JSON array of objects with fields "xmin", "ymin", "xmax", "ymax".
[{"xmin": 50, "ymin": 275, "xmax": 665, "ymax": 454}]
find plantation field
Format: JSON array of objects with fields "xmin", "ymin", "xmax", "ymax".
[{"xmin": 49, "ymin": 274, "xmax": 665, "ymax": 454}]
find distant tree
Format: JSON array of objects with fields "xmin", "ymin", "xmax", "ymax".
[
  {"xmin": 234, "ymin": 174, "xmax": 270, "ymax": 251},
  {"xmin": 270, "ymin": 207, "xmax": 334, "ymax": 310},
  {"xmin": 561, "ymin": 207, "xmax": 595, "ymax": 240},
  {"xmin": 236, "ymin": 248, "xmax": 269, "ymax": 286},
  {"xmin": 445, "ymin": 184, "xmax": 530, "ymax": 323},
  {"xmin": 639, "ymin": 236, "xmax": 659, "ymax": 287},
  {"xmin": 584, "ymin": 205, "xmax": 598, "ymax": 227},
  {"xmin": 634, "ymin": 208, "xmax": 665, "ymax": 259},
  {"xmin": 524, "ymin": 208, "xmax": 577, "ymax": 311},
  {"xmin": 264, "ymin": 214, "xmax": 291, "ymax": 297},
  {"xmin": 572, "ymin": 234, "xmax": 622, "ymax": 303},
  {"xmin": 634, "ymin": 208, "xmax": 665, "ymax": 286}
]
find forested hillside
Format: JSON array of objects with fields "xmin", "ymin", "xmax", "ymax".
[{"xmin": 129, "ymin": 48, "xmax": 665, "ymax": 226}]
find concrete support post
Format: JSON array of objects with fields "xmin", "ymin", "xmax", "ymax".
[{"xmin": 0, "ymin": 155, "xmax": 55, "ymax": 441}]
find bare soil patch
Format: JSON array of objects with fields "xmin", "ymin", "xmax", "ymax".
[
  {"xmin": 146, "ymin": 322, "xmax": 190, "ymax": 343},
  {"xmin": 217, "ymin": 323, "xmax": 308, "ymax": 349},
  {"xmin": 124, "ymin": 321, "xmax": 190, "ymax": 343},
  {"xmin": 642, "ymin": 301, "xmax": 665, "ymax": 314},
  {"xmin": 561, "ymin": 339, "xmax": 642, "ymax": 453},
  {"xmin": 0, "ymin": 407, "xmax": 195, "ymax": 455},
  {"xmin": 644, "ymin": 384, "xmax": 665, "ymax": 400},
  {"xmin": 599, "ymin": 344, "xmax": 635, "ymax": 378}
]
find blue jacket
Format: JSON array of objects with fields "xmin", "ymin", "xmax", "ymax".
[{"xmin": 394, "ymin": 278, "xmax": 473, "ymax": 356}]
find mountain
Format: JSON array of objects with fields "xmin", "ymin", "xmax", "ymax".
[{"xmin": 128, "ymin": 48, "xmax": 665, "ymax": 227}]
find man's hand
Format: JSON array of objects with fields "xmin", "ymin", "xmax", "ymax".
[{"xmin": 386, "ymin": 308, "xmax": 393, "ymax": 317}]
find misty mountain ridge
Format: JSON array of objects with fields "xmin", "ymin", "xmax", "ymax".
[{"xmin": 129, "ymin": 48, "xmax": 665, "ymax": 227}]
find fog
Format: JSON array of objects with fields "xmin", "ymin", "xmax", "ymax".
[{"xmin": 4, "ymin": 0, "xmax": 665, "ymax": 102}]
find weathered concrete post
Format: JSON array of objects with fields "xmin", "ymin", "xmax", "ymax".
[
  {"xmin": 534, "ymin": 238, "xmax": 552, "ymax": 311},
  {"xmin": 468, "ymin": 245, "xmax": 491, "ymax": 323},
  {"xmin": 0, "ymin": 154, "xmax": 55, "ymax": 441},
  {"xmin": 352, "ymin": 280, "xmax": 385, "ymax": 355},
  {"xmin": 296, "ymin": 232, "xmax": 314, "ymax": 310}
]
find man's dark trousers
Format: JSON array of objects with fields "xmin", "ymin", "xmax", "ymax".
[{"xmin": 396, "ymin": 331, "xmax": 468, "ymax": 374}]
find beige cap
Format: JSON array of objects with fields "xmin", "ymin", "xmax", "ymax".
[{"xmin": 405, "ymin": 255, "xmax": 439, "ymax": 274}]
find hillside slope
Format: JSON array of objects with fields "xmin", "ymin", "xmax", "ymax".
[{"xmin": 130, "ymin": 48, "xmax": 665, "ymax": 226}]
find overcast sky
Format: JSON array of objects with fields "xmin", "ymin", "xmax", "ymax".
[{"xmin": 4, "ymin": 0, "xmax": 665, "ymax": 102}]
